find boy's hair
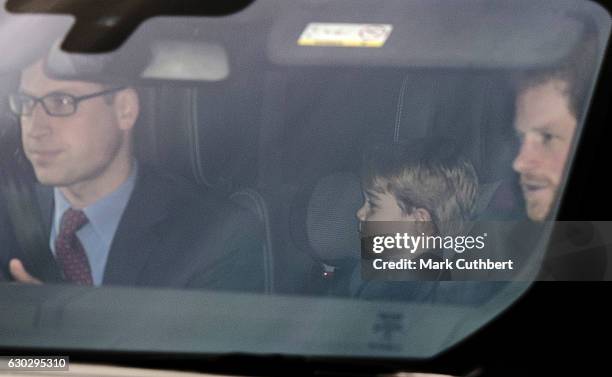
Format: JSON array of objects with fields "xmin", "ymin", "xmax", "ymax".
[{"xmin": 362, "ymin": 137, "xmax": 478, "ymax": 235}]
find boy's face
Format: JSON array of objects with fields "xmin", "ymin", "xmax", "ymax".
[
  {"xmin": 356, "ymin": 189, "xmax": 408, "ymax": 222},
  {"xmin": 356, "ymin": 184, "xmax": 434, "ymax": 227}
]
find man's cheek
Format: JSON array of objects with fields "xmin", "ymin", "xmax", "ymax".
[{"xmin": 551, "ymin": 147, "xmax": 573, "ymax": 185}]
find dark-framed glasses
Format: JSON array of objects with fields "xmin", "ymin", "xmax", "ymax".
[{"xmin": 8, "ymin": 87, "xmax": 125, "ymax": 117}]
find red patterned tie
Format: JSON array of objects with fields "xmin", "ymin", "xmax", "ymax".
[{"xmin": 55, "ymin": 208, "xmax": 93, "ymax": 285}]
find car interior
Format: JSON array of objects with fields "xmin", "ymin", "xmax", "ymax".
[{"xmin": 0, "ymin": 0, "xmax": 611, "ymax": 375}]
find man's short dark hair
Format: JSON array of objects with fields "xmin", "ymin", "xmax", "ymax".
[
  {"xmin": 514, "ymin": 19, "xmax": 600, "ymax": 121},
  {"xmin": 361, "ymin": 137, "xmax": 479, "ymax": 235}
]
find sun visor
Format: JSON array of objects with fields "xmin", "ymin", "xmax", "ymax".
[
  {"xmin": 268, "ymin": 0, "xmax": 611, "ymax": 69},
  {"xmin": 43, "ymin": 40, "xmax": 150, "ymax": 83},
  {"xmin": 45, "ymin": 39, "xmax": 229, "ymax": 84},
  {"xmin": 0, "ymin": 10, "xmax": 230, "ymax": 83},
  {"xmin": 141, "ymin": 40, "xmax": 229, "ymax": 82}
]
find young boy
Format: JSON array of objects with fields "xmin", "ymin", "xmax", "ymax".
[
  {"xmin": 352, "ymin": 137, "xmax": 483, "ymax": 302},
  {"xmin": 357, "ymin": 137, "xmax": 479, "ymax": 237}
]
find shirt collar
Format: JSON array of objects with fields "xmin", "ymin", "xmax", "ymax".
[{"xmin": 53, "ymin": 161, "xmax": 139, "ymax": 248}]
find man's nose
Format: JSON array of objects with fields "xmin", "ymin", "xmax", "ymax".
[
  {"xmin": 23, "ymin": 103, "xmax": 52, "ymax": 138},
  {"xmin": 513, "ymin": 138, "xmax": 539, "ymax": 174}
]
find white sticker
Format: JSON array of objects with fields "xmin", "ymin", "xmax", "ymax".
[{"xmin": 298, "ymin": 23, "xmax": 393, "ymax": 48}]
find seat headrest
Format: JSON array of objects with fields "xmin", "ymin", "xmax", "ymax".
[
  {"xmin": 393, "ymin": 72, "xmax": 517, "ymax": 183},
  {"xmin": 290, "ymin": 172, "xmax": 362, "ymax": 263}
]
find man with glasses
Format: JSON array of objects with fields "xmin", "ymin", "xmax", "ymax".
[{"xmin": 1, "ymin": 59, "xmax": 265, "ymax": 291}]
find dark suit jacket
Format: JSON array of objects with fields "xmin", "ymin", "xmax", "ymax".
[{"xmin": 0, "ymin": 165, "xmax": 265, "ymax": 292}]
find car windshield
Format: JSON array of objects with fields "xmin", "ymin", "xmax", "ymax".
[{"xmin": 0, "ymin": 0, "xmax": 609, "ymax": 361}]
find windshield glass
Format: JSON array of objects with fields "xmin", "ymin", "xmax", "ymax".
[{"xmin": 0, "ymin": 0, "xmax": 609, "ymax": 360}]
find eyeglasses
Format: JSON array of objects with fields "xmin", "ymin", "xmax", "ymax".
[{"xmin": 8, "ymin": 87, "xmax": 125, "ymax": 117}]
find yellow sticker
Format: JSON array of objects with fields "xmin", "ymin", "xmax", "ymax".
[{"xmin": 298, "ymin": 23, "xmax": 393, "ymax": 48}]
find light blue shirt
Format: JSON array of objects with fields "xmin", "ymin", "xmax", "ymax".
[{"xmin": 50, "ymin": 162, "xmax": 138, "ymax": 286}]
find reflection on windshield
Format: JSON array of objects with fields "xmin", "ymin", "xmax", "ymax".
[{"xmin": 0, "ymin": 0, "xmax": 609, "ymax": 361}]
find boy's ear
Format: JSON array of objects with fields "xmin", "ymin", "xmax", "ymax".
[
  {"xmin": 413, "ymin": 208, "xmax": 435, "ymax": 235},
  {"xmin": 413, "ymin": 207, "xmax": 432, "ymax": 222}
]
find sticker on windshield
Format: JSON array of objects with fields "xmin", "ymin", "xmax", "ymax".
[{"xmin": 297, "ymin": 23, "xmax": 393, "ymax": 47}]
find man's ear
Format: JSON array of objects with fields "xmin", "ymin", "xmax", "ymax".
[{"xmin": 114, "ymin": 88, "xmax": 139, "ymax": 131}]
